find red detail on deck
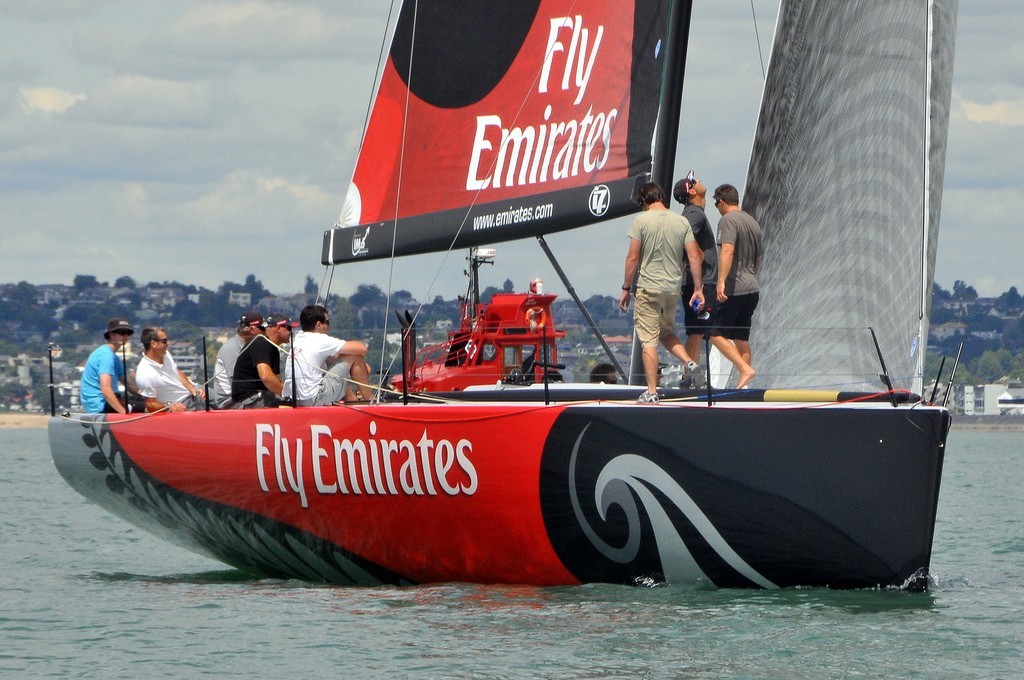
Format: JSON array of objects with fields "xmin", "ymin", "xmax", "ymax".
[{"xmin": 392, "ymin": 292, "xmax": 566, "ymax": 393}]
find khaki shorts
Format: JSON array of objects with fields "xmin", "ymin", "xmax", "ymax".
[
  {"xmin": 633, "ymin": 289, "xmax": 680, "ymax": 346},
  {"xmin": 296, "ymin": 362, "xmax": 352, "ymax": 407}
]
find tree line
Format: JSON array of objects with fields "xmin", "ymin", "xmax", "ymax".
[{"xmin": 1, "ymin": 275, "xmax": 1022, "ymax": 386}]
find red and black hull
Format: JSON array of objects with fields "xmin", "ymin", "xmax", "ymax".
[{"xmin": 49, "ymin": 398, "xmax": 949, "ymax": 589}]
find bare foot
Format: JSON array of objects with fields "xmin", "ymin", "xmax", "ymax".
[{"xmin": 736, "ymin": 367, "xmax": 755, "ymax": 389}]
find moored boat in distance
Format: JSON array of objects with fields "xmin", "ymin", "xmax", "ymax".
[{"xmin": 50, "ymin": 0, "xmax": 958, "ymax": 590}]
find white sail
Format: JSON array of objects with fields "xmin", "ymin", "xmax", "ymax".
[{"xmin": 745, "ymin": 0, "xmax": 958, "ymax": 392}]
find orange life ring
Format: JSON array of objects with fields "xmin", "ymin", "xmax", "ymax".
[{"xmin": 526, "ymin": 306, "xmax": 546, "ymax": 331}]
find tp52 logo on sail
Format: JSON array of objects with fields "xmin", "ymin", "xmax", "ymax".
[{"xmin": 589, "ymin": 185, "xmax": 610, "ymax": 216}]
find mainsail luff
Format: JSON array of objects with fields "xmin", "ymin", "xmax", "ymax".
[
  {"xmin": 322, "ymin": 0, "xmax": 692, "ymax": 266},
  {"xmin": 919, "ymin": 0, "xmax": 958, "ymax": 393},
  {"xmin": 744, "ymin": 0, "xmax": 958, "ymax": 392}
]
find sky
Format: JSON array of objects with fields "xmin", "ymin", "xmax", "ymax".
[{"xmin": 1, "ymin": 1, "xmax": 1020, "ymax": 303}]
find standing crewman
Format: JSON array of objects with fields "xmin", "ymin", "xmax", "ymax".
[
  {"xmin": 674, "ymin": 171, "xmax": 717, "ymax": 387},
  {"xmin": 710, "ymin": 183, "xmax": 761, "ymax": 389},
  {"xmin": 619, "ymin": 182, "xmax": 705, "ymax": 403}
]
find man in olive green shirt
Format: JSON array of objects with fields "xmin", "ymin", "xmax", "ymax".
[{"xmin": 619, "ymin": 182, "xmax": 706, "ymax": 403}]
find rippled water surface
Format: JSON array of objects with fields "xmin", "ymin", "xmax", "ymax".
[{"xmin": 2, "ymin": 428, "xmax": 1020, "ymax": 678}]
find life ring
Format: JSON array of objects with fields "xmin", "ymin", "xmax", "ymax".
[{"xmin": 526, "ymin": 306, "xmax": 546, "ymax": 331}]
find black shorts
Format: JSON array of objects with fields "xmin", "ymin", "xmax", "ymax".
[
  {"xmin": 709, "ymin": 292, "xmax": 759, "ymax": 341},
  {"xmin": 102, "ymin": 393, "xmax": 144, "ymax": 413},
  {"xmin": 682, "ymin": 283, "xmax": 717, "ymax": 335}
]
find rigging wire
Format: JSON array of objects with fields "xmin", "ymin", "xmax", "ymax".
[
  {"xmin": 368, "ymin": 0, "xmax": 585, "ymax": 387},
  {"xmin": 376, "ymin": 0, "xmax": 421, "ymax": 399},
  {"xmin": 315, "ymin": 266, "xmax": 334, "ymax": 308},
  {"xmin": 751, "ymin": 0, "xmax": 767, "ymax": 80},
  {"xmin": 318, "ymin": 0, "xmax": 400, "ymax": 306}
]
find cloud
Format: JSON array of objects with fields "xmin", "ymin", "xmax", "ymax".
[
  {"xmin": 960, "ymin": 98, "xmax": 1024, "ymax": 127},
  {"xmin": 185, "ymin": 170, "xmax": 333, "ymax": 232},
  {"xmin": 0, "ymin": 0, "xmax": 1020, "ymax": 302},
  {"xmin": 946, "ymin": 90, "xmax": 1024, "ymax": 192},
  {"xmin": 172, "ymin": 1, "xmax": 337, "ymax": 45},
  {"xmin": 84, "ymin": 75, "xmax": 222, "ymax": 128},
  {"xmin": 936, "ymin": 185, "xmax": 1024, "ymax": 296},
  {"xmin": 0, "ymin": 58, "xmax": 39, "ymax": 82},
  {"xmin": 151, "ymin": 0, "xmax": 377, "ymax": 62},
  {"xmin": 0, "ymin": 0, "xmax": 111, "ymax": 21},
  {"xmin": 67, "ymin": 2, "xmax": 387, "ymax": 86},
  {"xmin": 18, "ymin": 86, "xmax": 86, "ymax": 114}
]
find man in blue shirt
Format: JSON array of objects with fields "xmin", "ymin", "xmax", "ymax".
[{"xmin": 80, "ymin": 318, "xmax": 139, "ymax": 414}]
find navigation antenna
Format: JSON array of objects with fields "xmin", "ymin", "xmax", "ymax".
[{"xmin": 463, "ymin": 247, "xmax": 495, "ymax": 326}]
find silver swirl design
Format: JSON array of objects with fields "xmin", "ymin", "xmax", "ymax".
[{"xmin": 568, "ymin": 424, "xmax": 778, "ymax": 589}]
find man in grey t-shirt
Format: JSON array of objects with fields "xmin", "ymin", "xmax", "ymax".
[
  {"xmin": 710, "ymin": 183, "xmax": 762, "ymax": 389},
  {"xmin": 211, "ymin": 311, "xmax": 263, "ymax": 408}
]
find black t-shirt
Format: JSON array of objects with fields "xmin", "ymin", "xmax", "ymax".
[{"xmin": 231, "ymin": 340, "xmax": 281, "ymax": 401}]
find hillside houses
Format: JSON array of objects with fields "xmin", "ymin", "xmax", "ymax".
[{"xmin": 1, "ymin": 276, "xmax": 1023, "ymax": 413}]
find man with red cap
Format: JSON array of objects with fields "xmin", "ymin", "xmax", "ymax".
[{"xmin": 231, "ymin": 314, "xmax": 295, "ymax": 408}]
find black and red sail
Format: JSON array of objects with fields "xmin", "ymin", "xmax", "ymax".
[{"xmin": 322, "ymin": 0, "xmax": 686, "ymax": 264}]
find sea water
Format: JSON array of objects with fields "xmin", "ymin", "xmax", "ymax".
[{"xmin": 1, "ymin": 428, "xmax": 1020, "ymax": 678}]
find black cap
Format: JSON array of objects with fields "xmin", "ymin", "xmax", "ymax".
[
  {"xmin": 263, "ymin": 314, "xmax": 295, "ymax": 329},
  {"xmin": 673, "ymin": 170, "xmax": 697, "ymax": 203},
  {"xmin": 104, "ymin": 318, "xmax": 134, "ymax": 340},
  {"xmin": 239, "ymin": 311, "xmax": 264, "ymax": 328}
]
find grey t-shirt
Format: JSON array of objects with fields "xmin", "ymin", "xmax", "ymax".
[
  {"xmin": 211, "ymin": 334, "xmax": 245, "ymax": 406},
  {"xmin": 717, "ymin": 209, "xmax": 762, "ymax": 296}
]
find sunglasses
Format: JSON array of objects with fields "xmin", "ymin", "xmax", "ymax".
[
  {"xmin": 111, "ymin": 329, "xmax": 132, "ymax": 336},
  {"xmin": 153, "ymin": 338, "xmax": 169, "ymax": 344},
  {"xmin": 683, "ymin": 170, "xmax": 697, "ymax": 191}
]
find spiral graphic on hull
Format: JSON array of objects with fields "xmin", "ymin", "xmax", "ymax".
[
  {"xmin": 540, "ymin": 412, "xmax": 779, "ymax": 588},
  {"xmin": 567, "ymin": 424, "xmax": 776, "ymax": 587}
]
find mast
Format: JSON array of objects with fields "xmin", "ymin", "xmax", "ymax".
[
  {"xmin": 628, "ymin": 0, "xmax": 694, "ymax": 385},
  {"xmin": 652, "ymin": 1, "xmax": 694, "ymax": 192},
  {"xmin": 914, "ymin": 0, "xmax": 936, "ymax": 396}
]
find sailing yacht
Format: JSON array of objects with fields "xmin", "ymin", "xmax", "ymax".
[{"xmin": 50, "ymin": 0, "xmax": 957, "ymax": 590}]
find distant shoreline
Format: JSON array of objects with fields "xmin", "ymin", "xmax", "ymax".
[
  {"xmin": 950, "ymin": 415, "xmax": 1024, "ymax": 432},
  {"xmin": 0, "ymin": 413, "xmax": 49, "ymax": 429}
]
